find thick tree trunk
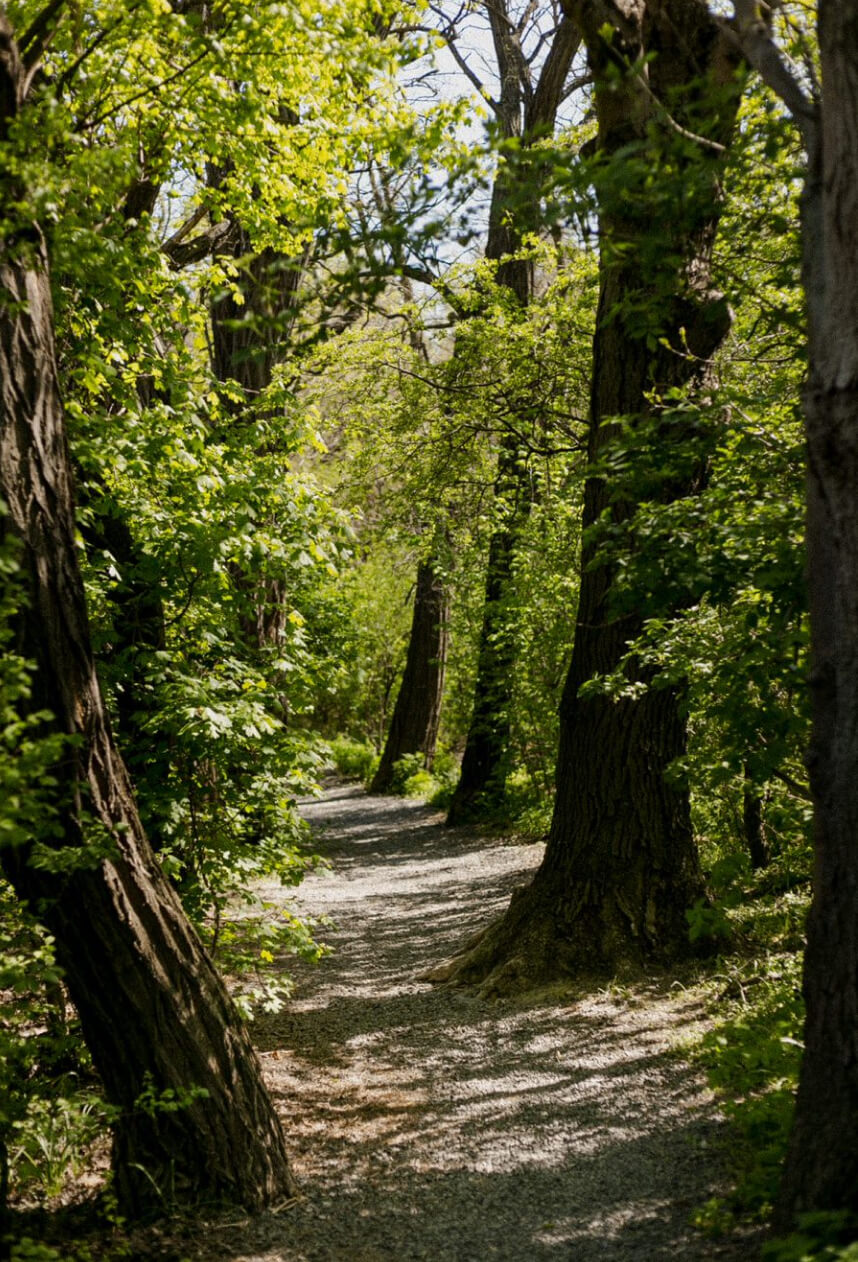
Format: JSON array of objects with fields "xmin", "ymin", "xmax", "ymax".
[
  {"xmin": 0, "ymin": 23, "xmax": 295, "ymax": 1212},
  {"xmin": 434, "ymin": 0, "xmax": 740, "ymax": 990},
  {"xmin": 773, "ymin": 0, "xmax": 858, "ymax": 1227},
  {"xmin": 369, "ymin": 557, "xmax": 449, "ymax": 792},
  {"xmin": 210, "ymin": 233, "xmax": 303, "ymax": 408},
  {"xmin": 446, "ymin": 8, "xmax": 580, "ymax": 823}
]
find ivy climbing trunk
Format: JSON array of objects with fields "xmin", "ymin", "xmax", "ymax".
[
  {"xmin": 370, "ymin": 555, "xmax": 449, "ymax": 792},
  {"xmin": 446, "ymin": 5, "xmax": 580, "ymax": 824},
  {"xmin": 0, "ymin": 16, "xmax": 296, "ymax": 1215},
  {"xmin": 435, "ymin": 0, "xmax": 741, "ymax": 990}
]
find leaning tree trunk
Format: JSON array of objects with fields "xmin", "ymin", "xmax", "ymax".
[
  {"xmin": 446, "ymin": 8, "xmax": 580, "ymax": 824},
  {"xmin": 369, "ymin": 555, "xmax": 449, "ymax": 793},
  {"xmin": 0, "ymin": 21, "xmax": 295, "ymax": 1215},
  {"xmin": 768, "ymin": 0, "xmax": 858, "ymax": 1227},
  {"xmin": 434, "ymin": 0, "xmax": 741, "ymax": 992}
]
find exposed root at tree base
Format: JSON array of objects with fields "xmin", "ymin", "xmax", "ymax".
[{"xmin": 424, "ymin": 879, "xmax": 704, "ymax": 999}]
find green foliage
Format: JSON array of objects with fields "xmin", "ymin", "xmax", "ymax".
[
  {"xmin": 388, "ymin": 753, "xmax": 425, "ymax": 794},
  {"xmin": 685, "ymin": 898, "xmax": 732, "ymax": 946},
  {"xmin": 763, "ymin": 1218, "xmax": 858, "ymax": 1262},
  {"xmin": 9, "ymin": 1095, "xmax": 111, "ymax": 1200},
  {"xmin": 133, "ymin": 1077, "xmax": 209, "ymax": 1119},
  {"xmin": 0, "ymin": 543, "xmax": 99, "ymax": 1210},
  {"xmin": 0, "ymin": 884, "xmax": 107, "ymax": 1209},
  {"xmin": 327, "ymin": 736, "xmax": 378, "ymax": 782},
  {"xmin": 305, "ymin": 546, "xmax": 413, "ymax": 750},
  {"xmin": 9, "ymin": 1242, "xmax": 67, "ymax": 1262},
  {"xmin": 694, "ymin": 953, "xmax": 805, "ymax": 1225}
]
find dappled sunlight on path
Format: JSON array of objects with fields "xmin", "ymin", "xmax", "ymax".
[{"xmin": 210, "ymin": 785, "xmax": 758, "ymax": 1261}]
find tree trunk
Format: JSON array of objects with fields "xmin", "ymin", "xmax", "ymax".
[
  {"xmin": 369, "ymin": 556, "xmax": 449, "ymax": 793},
  {"xmin": 0, "ymin": 20, "xmax": 296, "ymax": 1214},
  {"xmin": 208, "ymin": 156, "xmax": 307, "ymax": 653},
  {"xmin": 772, "ymin": 0, "xmax": 858, "ymax": 1227},
  {"xmin": 446, "ymin": 7, "xmax": 580, "ymax": 823},
  {"xmin": 742, "ymin": 764, "xmax": 769, "ymax": 871},
  {"xmin": 434, "ymin": 0, "xmax": 741, "ymax": 991},
  {"xmin": 210, "ymin": 234, "xmax": 304, "ymax": 409},
  {"xmin": 445, "ymin": 443, "xmax": 527, "ymax": 822},
  {"xmin": 77, "ymin": 488, "xmax": 170, "ymax": 848}
]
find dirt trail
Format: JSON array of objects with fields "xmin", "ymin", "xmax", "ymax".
[{"xmin": 202, "ymin": 784, "xmax": 759, "ymax": 1261}]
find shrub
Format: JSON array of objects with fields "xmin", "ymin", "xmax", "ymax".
[{"xmin": 327, "ymin": 735, "xmax": 378, "ymax": 782}]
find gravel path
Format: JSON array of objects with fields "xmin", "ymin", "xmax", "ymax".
[{"xmin": 203, "ymin": 784, "xmax": 759, "ymax": 1261}]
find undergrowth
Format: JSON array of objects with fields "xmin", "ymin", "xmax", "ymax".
[{"xmin": 686, "ymin": 846, "xmax": 858, "ymax": 1259}]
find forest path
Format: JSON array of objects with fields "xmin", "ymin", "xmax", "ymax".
[{"xmin": 211, "ymin": 784, "xmax": 757, "ymax": 1261}]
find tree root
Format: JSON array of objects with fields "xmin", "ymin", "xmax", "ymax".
[{"xmin": 421, "ymin": 877, "xmax": 703, "ymax": 998}]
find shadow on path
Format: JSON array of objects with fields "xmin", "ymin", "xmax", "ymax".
[{"xmin": 212, "ymin": 785, "xmax": 758, "ymax": 1261}]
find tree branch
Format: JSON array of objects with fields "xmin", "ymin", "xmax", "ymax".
[
  {"xmin": 163, "ymin": 219, "xmax": 236, "ymax": 269},
  {"xmin": 440, "ymin": 30, "xmax": 499, "ymax": 114},
  {"xmin": 18, "ymin": 0, "xmax": 66, "ymax": 69},
  {"xmin": 527, "ymin": 13, "xmax": 581, "ymax": 135},
  {"xmin": 721, "ymin": 2, "xmax": 819, "ymax": 152}
]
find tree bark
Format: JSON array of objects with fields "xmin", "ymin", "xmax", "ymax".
[
  {"xmin": 765, "ymin": 0, "xmax": 858, "ymax": 1227},
  {"xmin": 0, "ymin": 18, "xmax": 296, "ymax": 1215},
  {"xmin": 435, "ymin": 0, "xmax": 741, "ymax": 989},
  {"xmin": 369, "ymin": 556, "xmax": 449, "ymax": 792},
  {"xmin": 742, "ymin": 764, "xmax": 769, "ymax": 871},
  {"xmin": 77, "ymin": 487, "xmax": 170, "ymax": 847},
  {"xmin": 446, "ymin": 6, "xmax": 580, "ymax": 824},
  {"xmin": 445, "ymin": 437, "xmax": 531, "ymax": 821},
  {"xmin": 207, "ymin": 154, "xmax": 307, "ymax": 653}
]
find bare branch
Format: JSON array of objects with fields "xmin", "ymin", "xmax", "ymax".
[
  {"xmin": 163, "ymin": 220, "xmax": 235, "ymax": 269},
  {"xmin": 485, "ymin": 0, "xmax": 532, "ymax": 116},
  {"xmin": 721, "ymin": 2, "xmax": 818, "ymax": 151},
  {"xmin": 423, "ymin": 5, "xmax": 500, "ymax": 114},
  {"xmin": 163, "ymin": 204, "xmax": 207, "ymax": 249},
  {"xmin": 398, "ymin": 263, "xmax": 469, "ymax": 319},
  {"xmin": 515, "ymin": 0, "xmax": 540, "ymax": 40},
  {"xmin": 527, "ymin": 13, "xmax": 581, "ymax": 134},
  {"xmin": 18, "ymin": 0, "xmax": 66, "ymax": 69},
  {"xmin": 771, "ymin": 767, "xmax": 813, "ymax": 802}
]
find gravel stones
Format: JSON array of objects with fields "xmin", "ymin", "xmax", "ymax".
[{"xmin": 198, "ymin": 785, "xmax": 759, "ymax": 1261}]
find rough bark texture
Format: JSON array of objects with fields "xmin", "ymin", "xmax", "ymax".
[
  {"xmin": 0, "ymin": 17, "xmax": 296, "ymax": 1215},
  {"xmin": 773, "ymin": 0, "xmax": 858, "ymax": 1227},
  {"xmin": 438, "ymin": 0, "xmax": 741, "ymax": 990},
  {"xmin": 210, "ymin": 231, "xmax": 304, "ymax": 409},
  {"xmin": 446, "ymin": 6, "xmax": 580, "ymax": 824},
  {"xmin": 369, "ymin": 558, "xmax": 449, "ymax": 793}
]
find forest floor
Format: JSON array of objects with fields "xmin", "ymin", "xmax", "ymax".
[
  {"xmin": 24, "ymin": 782, "xmax": 767, "ymax": 1260},
  {"xmin": 157, "ymin": 781, "xmax": 762, "ymax": 1262}
]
